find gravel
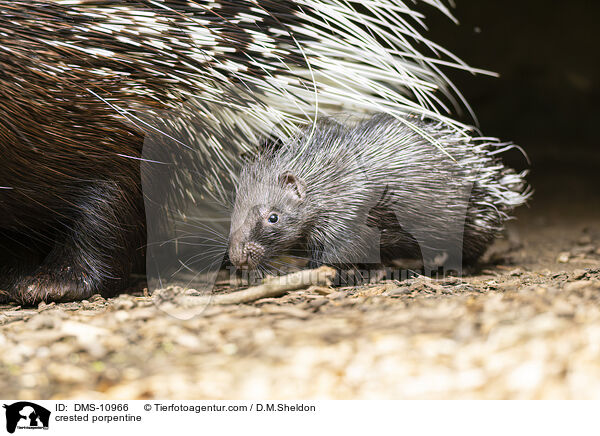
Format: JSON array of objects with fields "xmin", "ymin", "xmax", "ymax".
[{"xmin": 1, "ymin": 216, "xmax": 600, "ymax": 399}]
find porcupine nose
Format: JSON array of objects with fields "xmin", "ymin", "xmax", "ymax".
[{"xmin": 231, "ymin": 241, "xmax": 265, "ymax": 269}]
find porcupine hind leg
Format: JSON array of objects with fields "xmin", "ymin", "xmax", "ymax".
[{"xmin": 11, "ymin": 181, "xmax": 143, "ymax": 305}]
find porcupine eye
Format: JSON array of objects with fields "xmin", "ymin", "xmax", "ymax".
[{"xmin": 267, "ymin": 213, "xmax": 279, "ymax": 224}]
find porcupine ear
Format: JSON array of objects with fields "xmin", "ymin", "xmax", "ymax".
[{"xmin": 279, "ymin": 172, "xmax": 306, "ymax": 200}]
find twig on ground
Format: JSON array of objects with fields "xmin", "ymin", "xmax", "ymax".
[{"xmin": 211, "ymin": 266, "xmax": 336, "ymax": 305}]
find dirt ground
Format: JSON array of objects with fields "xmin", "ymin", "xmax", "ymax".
[{"xmin": 1, "ymin": 164, "xmax": 599, "ymax": 399}]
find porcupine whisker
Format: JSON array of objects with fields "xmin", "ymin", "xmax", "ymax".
[
  {"xmin": 257, "ymin": 264, "xmax": 274, "ymax": 280},
  {"xmin": 172, "ymin": 233, "xmax": 229, "ymax": 249},
  {"xmin": 268, "ymin": 256, "xmax": 304, "ymax": 269},
  {"xmin": 145, "ymin": 237, "xmax": 227, "ymax": 256},
  {"xmin": 183, "ymin": 194, "xmax": 235, "ymax": 211},
  {"xmin": 176, "ymin": 250, "xmax": 224, "ymax": 274},
  {"xmin": 168, "ymin": 227, "xmax": 229, "ymax": 245},
  {"xmin": 172, "ymin": 254, "xmax": 223, "ymax": 278},
  {"xmin": 168, "ymin": 238, "xmax": 227, "ymax": 248},
  {"xmin": 276, "ymin": 252, "xmax": 312, "ymax": 262},
  {"xmin": 165, "ymin": 242, "xmax": 227, "ymax": 256},
  {"xmin": 179, "ymin": 264, "xmax": 223, "ymax": 290},
  {"xmin": 165, "ymin": 228, "xmax": 227, "ymax": 241},
  {"xmin": 173, "ymin": 220, "xmax": 230, "ymax": 239},
  {"xmin": 174, "ymin": 259, "xmax": 195, "ymax": 275},
  {"xmin": 261, "ymin": 262, "xmax": 283, "ymax": 277},
  {"xmin": 180, "ymin": 247, "xmax": 228, "ymax": 262},
  {"xmin": 270, "ymin": 254, "xmax": 313, "ymax": 268},
  {"xmin": 266, "ymin": 260, "xmax": 303, "ymax": 275},
  {"xmin": 172, "ymin": 253, "xmax": 227, "ymax": 273}
]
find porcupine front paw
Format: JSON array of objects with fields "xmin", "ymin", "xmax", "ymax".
[
  {"xmin": 10, "ymin": 182, "xmax": 141, "ymax": 305},
  {"xmin": 12, "ymin": 264, "xmax": 98, "ymax": 305}
]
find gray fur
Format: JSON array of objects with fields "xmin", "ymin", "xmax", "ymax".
[{"xmin": 229, "ymin": 113, "xmax": 530, "ymax": 271}]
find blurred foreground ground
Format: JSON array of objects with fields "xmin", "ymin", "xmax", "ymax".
[{"xmin": 1, "ymin": 163, "xmax": 599, "ymax": 399}]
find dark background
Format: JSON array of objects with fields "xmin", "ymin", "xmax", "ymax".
[{"xmin": 420, "ymin": 0, "xmax": 598, "ymax": 215}]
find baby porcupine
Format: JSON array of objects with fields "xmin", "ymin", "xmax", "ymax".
[{"xmin": 228, "ymin": 114, "xmax": 530, "ymax": 273}]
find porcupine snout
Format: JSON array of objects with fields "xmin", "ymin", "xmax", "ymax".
[{"xmin": 229, "ymin": 241, "xmax": 265, "ymax": 269}]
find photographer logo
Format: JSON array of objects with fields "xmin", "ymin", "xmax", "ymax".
[{"xmin": 2, "ymin": 402, "xmax": 50, "ymax": 434}]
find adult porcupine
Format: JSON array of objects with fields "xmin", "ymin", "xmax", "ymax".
[
  {"xmin": 0, "ymin": 0, "xmax": 491, "ymax": 304},
  {"xmin": 228, "ymin": 114, "xmax": 530, "ymax": 274}
]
